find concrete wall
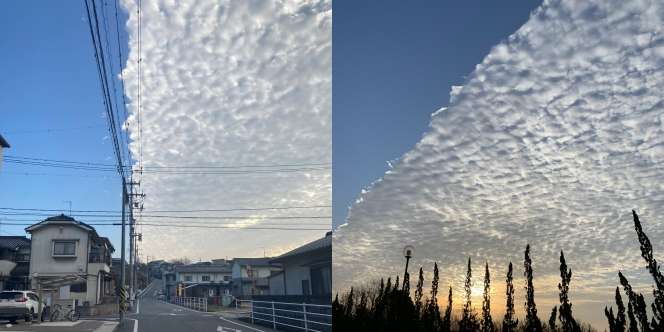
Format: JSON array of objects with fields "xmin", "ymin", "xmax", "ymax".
[
  {"xmin": 269, "ymin": 273, "xmax": 285, "ymax": 295},
  {"xmin": 29, "ymin": 225, "xmax": 89, "ymax": 277},
  {"xmin": 281, "ymin": 257, "xmax": 311, "ymax": 296}
]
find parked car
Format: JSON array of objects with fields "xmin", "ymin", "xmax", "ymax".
[{"xmin": 0, "ymin": 291, "xmax": 41, "ymax": 323}]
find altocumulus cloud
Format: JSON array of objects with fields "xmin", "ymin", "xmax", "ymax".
[
  {"xmin": 334, "ymin": 0, "xmax": 664, "ymax": 327},
  {"xmin": 119, "ymin": 0, "xmax": 331, "ymax": 260}
]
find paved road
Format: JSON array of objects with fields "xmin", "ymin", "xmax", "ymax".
[{"xmin": 120, "ymin": 280, "xmax": 274, "ymax": 332}]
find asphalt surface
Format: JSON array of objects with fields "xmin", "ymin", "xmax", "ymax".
[{"xmin": 119, "ymin": 280, "xmax": 274, "ymax": 332}]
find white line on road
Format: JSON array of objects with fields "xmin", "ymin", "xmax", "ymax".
[
  {"xmin": 129, "ymin": 318, "xmax": 138, "ymax": 332},
  {"xmin": 136, "ymin": 298, "xmax": 140, "ymax": 315},
  {"xmin": 218, "ymin": 316, "xmax": 265, "ymax": 332}
]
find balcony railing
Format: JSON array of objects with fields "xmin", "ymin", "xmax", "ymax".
[{"xmin": 88, "ymin": 254, "xmax": 111, "ymax": 265}]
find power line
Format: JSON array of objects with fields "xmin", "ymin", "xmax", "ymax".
[
  {"xmin": 0, "ymin": 212, "xmax": 331, "ymax": 220},
  {"xmin": 0, "ymin": 222, "xmax": 328, "ymax": 231},
  {"xmin": 0, "ymin": 205, "xmax": 331, "ymax": 213},
  {"xmin": 2, "ymin": 124, "xmax": 106, "ymax": 134},
  {"xmin": 0, "ymin": 218, "xmax": 329, "ymax": 226}
]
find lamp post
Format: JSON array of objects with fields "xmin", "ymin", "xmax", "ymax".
[{"xmin": 402, "ymin": 245, "xmax": 414, "ymax": 291}]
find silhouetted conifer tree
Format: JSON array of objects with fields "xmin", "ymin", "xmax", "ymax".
[
  {"xmin": 442, "ymin": 286, "xmax": 453, "ymax": 332},
  {"xmin": 627, "ymin": 301, "xmax": 639, "ymax": 332},
  {"xmin": 422, "ymin": 263, "xmax": 442, "ymax": 331},
  {"xmin": 631, "ymin": 210, "xmax": 664, "ymax": 330},
  {"xmin": 460, "ymin": 257, "xmax": 479, "ymax": 332},
  {"xmin": 606, "ymin": 287, "xmax": 627, "ymax": 332},
  {"xmin": 503, "ymin": 262, "xmax": 518, "ymax": 332},
  {"xmin": 414, "ymin": 267, "xmax": 424, "ymax": 317},
  {"xmin": 524, "ymin": 244, "xmax": 543, "ymax": 332},
  {"xmin": 619, "ymin": 272, "xmax": 651, "ymax": 332},
  {"xmin": 558, "ymin": 251, "xmax": 579, "ymax": 332},
  {"xmin": 549, "ymin": 306, "xmax": 558, "ymax": 332},
  {"xmin": 344, "ymin": 287, "xmax": 354, "ymax": 319},
  {"xmin": 482, "ymin": 262, "xmax": 495, "ymax": 332}
]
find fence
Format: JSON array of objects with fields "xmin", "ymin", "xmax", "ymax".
[
  {"xmin": 236, "ymin": 299, "xmax": 332, "ymax": 332},
  {"xmin": 171, "ymin": 296, "xmax": 208, "ymax": 312}
]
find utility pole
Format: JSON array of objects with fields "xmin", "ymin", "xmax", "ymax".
[
  {"xmin": 127, "ymin": 180, "xmax": 144, "ymax": 309},
  {"xmin": 120, "ymin": 178, "xmax": 127, "ymax": 323}
]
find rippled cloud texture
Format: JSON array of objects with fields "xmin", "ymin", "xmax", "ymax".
[
  {"xmin": 334, "ymin": 0, "xmax": 664, "ymax": 327},
  {"xmin": 119, "ymin": 0, "xmax": 331, "ymax": 260}
]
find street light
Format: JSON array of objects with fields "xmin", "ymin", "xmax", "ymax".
[{"xmin": 402, "ymin": 245, "xmax": 414, "ymax": 291}]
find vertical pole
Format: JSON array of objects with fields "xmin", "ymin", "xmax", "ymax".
[
  {"xmin": 271, "ymin": 302, "xmax": 276, "ymax": 329},
  {"xmin": 402, "ymin": 256, "xmax": 410, "ymax": 290},
  {"xmin": 129, "ymin": 181, "xmax": 134, "ymax": 310},
  {"xmin": 303, "ymin": 303, "xmax": 308, "ymax": 331},
  {"xmin": 120, "ymin": 179, "xmax": 127, "ymax": 323},
  {"xmin": 37, "ymin": 279, "xmax": 42, "ymax": 323}
]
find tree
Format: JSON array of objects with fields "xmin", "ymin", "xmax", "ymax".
[
  {"xmin": 549, "ymin": 306, "xmax": 558, "ymax": 332},
  {"xmin": 422, "ymin": 263, "xmax": 442, "ymax": 331},
  {"xmin": 460, "ymin": 257, "xmax": 479, "ymax": 332},
  {"xmin": 606, "ymin": 287, "xmax": 627, "ymax": 332},
  {"xmin": 503, "ymin": 262, "xmax": 518, "ymax": 332},
  {"xmin": 414, "ymin": 267, "xmax": 425, "ymax": 317},
  {"xmin": 557, "ymin": 251, "xmax": 579, "ymax": 332},
  {"xmin": 524, "ymin": 244, "xmax": 543, "ymax": 332},
  {"xmin": 442, "ymin": 286, "xmax": 453, "ymax": 332},
  {"xmin": 482, "ymin": 262, "xmax": 495, "ymax": 332},
  {"xmin": 619, "ymin": 272, "xmax": 651, "ymax": 332},
  {"xmin": 631, "ymin": 210, "xmax": 664, "ymax": 330},
  {"xmin": 627, "ymin": 302, "xmax": 639, "ymax": 332}
]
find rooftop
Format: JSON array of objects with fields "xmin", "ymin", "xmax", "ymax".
[
  {"xmin": 232, "ymin": 257, "xmax": 276, "ymax": 267},
  {"xmin": 0, "ymin": 236, "xmax": 30, "ymax": 251},
  {"xmin": 271, "ymin": 232, "xmax": 332, "ymax": 263},
  {"xmin": 175, "ymin": 263, "xmax": 232, "ymax": 273}
]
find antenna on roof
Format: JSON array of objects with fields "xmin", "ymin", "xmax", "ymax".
[{"xmin": 62, "ymin": 201, "xmax": 72, "ymax": 216}]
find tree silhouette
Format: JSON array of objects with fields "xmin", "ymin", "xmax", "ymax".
[
  {"xmin": 524, "ymin": 244, "xmax": 543, "ymax": 332},
  {"xmin": 414, "ymin": 267, "xmax": 424, "ymax": 317},
  {"xmin": 627, "ymin": 301, "xmax": 639, "ymax": 332},
  {"xmin": 631, "ymin": 210, "xmax": 664, "ymax": 330},
  {"xmin": 549, "ymin": 306, "xmax": 558, "ymax": 332},
  {"xmin": 503, "ymin": 262, "xmax": 518, "ymax": 332},
  {"xmin": 442, "ymin": 286, "xmax": 453, "ymax": 332},
  {"xmin": 460, "ymin": 257, "xmax": 479, "ymax": 332},
  {"xmin": 606, "ymin": 287, "xmax": 627, "ymax": 332},
  {"xmin": 619, "ymin": 272, "xmax": 651, "ymax": 332},
  {"xmin": 482, "ymin": 262, "xmax": 495, "ymax": 332},
  {"xmin": 558, "ymin": 250, "xmax": 580, "ymax": 332},
  {"xmin": 422, "ymin": 263, "xmax": 442, "ymax": 331}
]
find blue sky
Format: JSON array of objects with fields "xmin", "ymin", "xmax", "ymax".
[
  {"xmin": 333, "ymin": 1, "xmax": 542, "ymax": 228},
  {"xmin": 0, "ymin": 1, "xmax": 130, "ymax": 255}
]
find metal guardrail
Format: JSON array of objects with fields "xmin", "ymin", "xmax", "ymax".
[
  {"xmin": 236, "ymin": 299, "xmax": 332, "ymax": 332},
  {"xmin": 171, "ymin": 296, "xmax": 208, "ymax": 312}
]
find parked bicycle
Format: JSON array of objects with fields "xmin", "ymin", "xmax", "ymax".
[{"xmin": 49, "ymin": 303, "xmax": 79, "ymax": 322}]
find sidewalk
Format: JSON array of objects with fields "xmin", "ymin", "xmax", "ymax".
[{"xmin": 0, "ymin": 320, "xmax": 118, "ymax": 332}]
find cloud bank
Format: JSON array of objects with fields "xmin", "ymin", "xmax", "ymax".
[
  {"xmin": 334, "ymin": 0, "xmax": 664, "ymax": 327},
  {"xmin": 119, "ymin": 0, "xmax": 331, "ymax": 260}
]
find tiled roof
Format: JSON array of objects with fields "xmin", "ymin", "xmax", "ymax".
[
  {"xmin": 271, "ymin": 232, "xmax": 331, "ymax": 262},
  {"xmin": 0, "ymin": 236, "xmax": 30, "ymax": 251}
]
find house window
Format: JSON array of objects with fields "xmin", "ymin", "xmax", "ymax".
[
  {"xmin": 184, "ymin": 276, "xmax": 192, "ymax": 282},
  {"xmin": 202, "ymin": 275, "xmax": 210, "ymax": 282},
  {"xmin": 223, "ymin": 276, "xmax": 230, "ymax": 282},
  {"xmin": 70, "ymin": 283, "xmax": 87, "ymax": 293},
  {"xmin": 53, "ymin": 240, "xmax": 76, "ymax": 257}
]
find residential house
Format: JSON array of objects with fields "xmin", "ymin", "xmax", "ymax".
[
  {"xmin": 26, "ymin": 214, "xmax": 115, "ymax": 306},
  {"xmin": 175, "ymin": 262, "xmax": 232, "ymax": 299},
  {"xmin": 268, "ymin": 232, "xmax": 332, "ymax": 301},
  {"xmin": 0, "ymin": 134, "xmax": 9, "ymax": 169},
  {"xmin": 231, "ymin": 258, "xmax": 281, "ymax": 298},
  {"xmin": 0, "ymin": 236, "xmax": 31, "ymax": 290}
]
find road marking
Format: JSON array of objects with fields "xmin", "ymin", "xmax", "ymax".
[
  {"xmin": 218, "ymin": 316, "xmax": 264, "ymax": 332},
  {"xmin": 217, "ymin": 326, "xmax": 241, "ymax": 332},
  {"xmin": 136, "ymin": 298, "xmax": 140, "ymax": 315},
  {"xmin": 129, "ymin": 318, "xmax": 138, "ymax": 332}
]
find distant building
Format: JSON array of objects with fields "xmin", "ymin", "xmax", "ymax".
[
  {"xmin": 0, "ymin": 236, "xmax": 31, "ymax": 290},
  {"xmin": 269, "ymin": 232, "xmax": 332, "ymax": 300},
  {"xmin": 231, "ymin": 258, "xmax": 282, "ymax": 298},
  {"xmin": 175, "ymin": 262, "xmax": 232, "ymax": 298},
  {"xmin": 26, "ymin": 214, "xmax": 115, "ymax": 306},
  {"xmin": 0, "ymin": 134, "xmax": 9, "ymax": 169}
]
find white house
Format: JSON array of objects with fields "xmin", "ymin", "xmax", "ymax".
[
  {"xmin": 175, "ymin": 262, "xmax": 232, "ymax": 298},
  {"xmin": 231, "ymin": 258, "xmax": 281, "ymax": 298},
  {"xmin": 26, "ymin": 214, "xmax": 115, "ymax": 306},
  {"xmin": 0, "ymin": 134, "xmax": 9, "ymax": 169}
]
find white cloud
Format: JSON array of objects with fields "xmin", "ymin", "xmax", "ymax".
[
  {"xmin": 119, "ymin": 0, "xmax": 331, "ymax": 260},
  {"xmin": 333, "ymin": 0, "xmax": 664, "ymax": 328}
]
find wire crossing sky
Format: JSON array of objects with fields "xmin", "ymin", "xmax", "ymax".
[
  {"xmin": 119, "ymin": 0, "xmax": 332, "ymax": 260},
  {"xmin": 334, "ymin": 0, "xmax": 664, "ymax": 329}
]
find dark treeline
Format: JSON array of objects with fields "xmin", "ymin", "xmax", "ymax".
[{"xmin": 333, "ymin": 210, "xmax": 662, "ymax": 332}]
